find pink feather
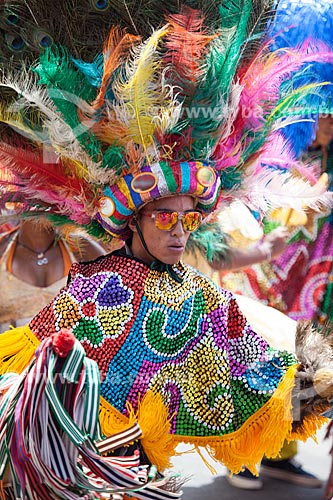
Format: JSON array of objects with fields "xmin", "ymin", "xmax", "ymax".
[
  {"xmin": 213, "ymin": 135, "xmax": 243, "ymax": 170},
  {"xmin": 252, "ymin": 132, "xmax": 319, "ymax": 183},
  {"xmin": 0, "ymin": 143, "xmax": 93, "ymax": 223},
  {"xmin": 237, "ymin": 39, "xmax": 333, "ymax": 129}
]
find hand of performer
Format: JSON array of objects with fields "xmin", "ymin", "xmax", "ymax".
[{"xmin": 259, "ymin": 226, "xmax": 289, "ymax": 261}]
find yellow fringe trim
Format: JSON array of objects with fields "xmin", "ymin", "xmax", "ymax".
[
  {"xmin": 1, "ymin": 331, "xmax": 328, "ymax": 477},
  {"xmin": 289, "ymin": 407, "xmax": 329, "ymax": 442},
  {"xmin": 100, "ymin": 391, "xmax": 177, "ymax": 471},
  {"xmin": 171, "ymin": 364, "xmax": 300, "ymax": 475},
  {"xmin": 0, "ymin": 325, "xmax": 39, "ymax": 375},
  {"xmin": 100, "ymin": 365, "xmax": 327, "ymax": 476},
  {"xmin": 173, "ymin": 365, "xmax": 329, "ymax": 475}
]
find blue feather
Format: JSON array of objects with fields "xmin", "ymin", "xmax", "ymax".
[{"xmin": 268, "ymin": 0, "xmax": 333, "ymax": 155}]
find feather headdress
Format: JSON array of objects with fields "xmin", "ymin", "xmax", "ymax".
[
  {"xmin": 267, "ymin": 0, "xmax": 333, "ymax": 156},
  {"xmin": 0, "ymin": 0, "xmax": 333, "ymax": 241}
]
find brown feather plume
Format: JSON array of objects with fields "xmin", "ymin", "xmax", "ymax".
[{"xmin": 292, "ymin": 320, "xmax": 333, "ymax": 432}]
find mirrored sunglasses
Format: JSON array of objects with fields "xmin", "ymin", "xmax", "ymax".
[{"xmin": 142, "ymin": 210, "xmax": 202, "ymax": 232}]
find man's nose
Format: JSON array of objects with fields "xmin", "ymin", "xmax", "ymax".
[{"xmin": 170, "ymin": 219, "xmax": 185, "ymax": 236}]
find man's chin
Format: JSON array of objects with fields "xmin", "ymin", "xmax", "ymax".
[{"xmin": 162, "ymin": 256, "xmax": 182, "ymax": 266}]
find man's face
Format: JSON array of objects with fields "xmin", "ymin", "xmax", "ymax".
[{"xmin": 129, "ymin": 195, "xmax": 196, "ymax": 265}]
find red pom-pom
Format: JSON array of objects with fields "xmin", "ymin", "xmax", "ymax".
[{"xmin": 52, "ymin": 328, "xmax": 75, "ymax": 358}]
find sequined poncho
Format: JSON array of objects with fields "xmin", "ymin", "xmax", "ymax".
[{"xmin": 1, "ymin": 252, "xmax": 324, "ymax": 474}]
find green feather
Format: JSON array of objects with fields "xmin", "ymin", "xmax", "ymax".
[
  {"xmin": 35, "ymin": 47, "xmax": 129, "ymax": 173},
  {"xmin": 177, "ymin": 0, "xmax": 277, "ymax": 159},
  {"xmin": 34, "ymin": 47, "xmax": 104, "ymax": 162},
  {"xmin": 220, "ymin": 166, "xmax": 242, "ymax": 190},
  {"xmin": 182, "ymin": 0, "xmax": 253, "ymax": 158},
  {"xmin": 270, "ymin": 82, "xmax": 333, "ymax": 121},
  {"xmin": 186, "ymin": 221, "xmax": 230, "ymax": 264}
]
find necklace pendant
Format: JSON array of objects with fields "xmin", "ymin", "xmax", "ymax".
[{"xmin": 37, "ymin": 256, "xmax": 49, "ymax": 266}]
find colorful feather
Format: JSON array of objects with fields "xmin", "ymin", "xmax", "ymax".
[
  {"xmin": 0, "ymin": 1, "xmax": 332, "ymax": 238},
  {"xmin": 179, "ymin": 0, "xmax": 253, "ymax": 159},
  {"xmin": 269, "ymin": 82, "xmax": 333, "ymax": 121},
  {"xmin": 267, "ymin": 0, "xmax": 333, "ymax": 155},
  {"xmin": 256, "ymin": 132, "xmax": 319, "ymax": 183},
  {"xmin": 72, "ymin": 54, "xmax": 104, "ymax": 89},
  {"xmin": 211, "ymin": 38, "xmax": 333, "ymax": 186},
  {"xmin": 237, "ymin": 39, "xmax": 333, "ymax": 130},
  {"xmin": 100, "ymin": 25, "xmax": 183, "ymax": 169},
  {"xmin": 0, "ymin": 70, "xmax": 105, "ymax": 183},
  {"xmin": 92, "ymin": 27, "xmax": 140, "ymax": 112},
  {"xmin": 186, "ymin": 220, "xmax": 230, "ymax": 264},
  {"xmin": 164, "ymin": 7, "xmax": 214, "ymax": 98},
  {"xmin": 34, "ymin": 47, "xmax": 104, "ymax": 162},
  {"xmin": 240, "ymin": 167, "xmax": 333, "ymax": 213},
  {"xmin": 0, "ymin": 142, "xmax": 94, "ymax": 224},
  {"xmin": 116, "ymin": 26, "xmax": 169, "ymax": 148}
]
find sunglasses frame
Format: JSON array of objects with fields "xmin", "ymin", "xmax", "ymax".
[{"xmin": 141, "ymin": 210, "xmax": 202, "ymax": 232}]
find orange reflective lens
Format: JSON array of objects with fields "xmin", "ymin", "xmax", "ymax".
[{"xmin": 143, "ymin": 210, "xmax": 202, "ymax": 232}]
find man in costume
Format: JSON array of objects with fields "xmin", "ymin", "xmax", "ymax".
[{"xmin": 1, "ymin": 1, "xmax": 333, "ymax": 499}]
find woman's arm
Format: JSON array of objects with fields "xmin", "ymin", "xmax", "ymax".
[{"xmin": 211, "ymin": 226, "xmax": 289, "ymax": 270}]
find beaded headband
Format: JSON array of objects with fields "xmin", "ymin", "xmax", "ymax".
[{"xmin": 96, "ymin": 161, "xmax": 219, "ymax": 238}]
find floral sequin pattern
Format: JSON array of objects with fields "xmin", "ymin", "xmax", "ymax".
[{"xmin": 53, "ymin": 272, "xmax": 134, "ymax": 346}]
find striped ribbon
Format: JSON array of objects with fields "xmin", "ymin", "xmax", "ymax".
[
  {"xmin": 96, "ymin": 422, "xmax": 143, "ymax": 454},
  {"xmin": 0, "ymin": 337, "xmax": 182, "ymax": 499}
]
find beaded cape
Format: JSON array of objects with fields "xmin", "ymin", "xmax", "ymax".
[{"xmin": 29, "ymin": 252, "xmax": 296, "ymax": 437}]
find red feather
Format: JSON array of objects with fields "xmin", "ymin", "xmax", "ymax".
[
  {"xmin": 164, "ymin": 7, "xmax": 214, "ymax": 97},
  {"xmin": 0, "ymin": 143, "xmax": 94, "ymax": 223}
]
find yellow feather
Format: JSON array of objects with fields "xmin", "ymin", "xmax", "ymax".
[
  {"xmin": 117, "ymin": 26, "xmax": 170, "ymax": 157},
  {"xmin": 62, "ymin": 157, "xmax": 91, "ymax": 180},
  {"xmin": 0, "ymin": 104, "xmax": 41, "ymax": 142},
  {"xmin": 269, "ymin": 82, "xmax": 331, "ymax": 120}
]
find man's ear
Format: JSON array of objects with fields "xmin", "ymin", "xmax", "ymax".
[{"xmin": 128, "ymin": 216, "xmax": 138, "ymax": 233}]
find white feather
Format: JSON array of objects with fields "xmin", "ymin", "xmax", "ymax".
[
  {"xmin": 0, "ymin": 70, "xmax": 101, "ymax": 182},
  {"xmin": 270, "ymin": 115, "xmax": 317, "ymax": 134},
  {"xmin": 241, "ymin": 170, "xmax": 333, "ymax": 212},
  {"xmin": 217, "ymin": 200, "xmax": 263, "ymax": 239},
  {"xmin": 215, "ymin": 81, "xmax": 243, "ymax": 146}
]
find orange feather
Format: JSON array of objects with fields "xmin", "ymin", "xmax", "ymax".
[
  {"xmin": 93, "ymin": 27, "xmax": 140, "ymax": 111},
  {"xmin": 165, "ymin": 7, "xmax": 214, "ymax": 88}
]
